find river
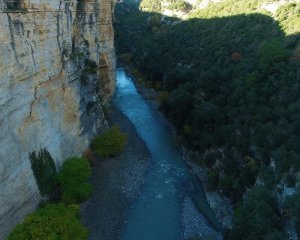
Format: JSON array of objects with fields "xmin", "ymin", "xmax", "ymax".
[{"xmin": 113, "ymin": 69, "xmax": 222, "ymax": 240}]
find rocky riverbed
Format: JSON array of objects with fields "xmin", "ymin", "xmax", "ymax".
[
  {"xmin": 80, "ymin": 106, "xmax": 152, "ymax": 240},
  {"xmin": 81, "ymin": 67, "xmax": 225, "ymax": 240},
  {"xmin": 182, "ymin": 196, "xmax": 223, "ymax": 240}
]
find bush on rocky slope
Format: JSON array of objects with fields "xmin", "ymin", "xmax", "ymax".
[
  {"xmin": 58, "ymin": 157, "xmax": 92, "ymax": 204},
  {"xmin": 91, "ymin": 126, "xmax": 128, "ymax": 158},
  {"xmin": 7, "ymin": 204, "xmax": 88, "ymax": 240}
]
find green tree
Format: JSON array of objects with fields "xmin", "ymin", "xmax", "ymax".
[
  {"xmin": 91, "ymin": 126, "xmax": 128, "ymax": 158},
  {"xmin": 58, "ymin": 157, "xmax": 92, "ymax": 204},
  {"xmin": 29, "ymin": 149, "xmax": 57, "ymax": 196},
  {"xmin": 229, "ymin": 186, "xmax": 285, "ymax": 240},
  {"xmin": 7, "ymin": 204, "xmax": 88, "ymax": 240}
]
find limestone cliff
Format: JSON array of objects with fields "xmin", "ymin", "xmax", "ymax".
[{"xmin": 0, "ymin": 0, "xmax": 115, "ymax": 238}]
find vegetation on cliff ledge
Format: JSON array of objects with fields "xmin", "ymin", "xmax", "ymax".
[
  {"xmin": 15, "ymin": 124, "xmax": 129, "ymax": 238},
  {"xmin": 58, "ymin": 157, "xmax": 92, "ymax": 204},
  {"xmin": 91, "ymin": 126, "xmax": 128, "ymax": 158},
  {"xmin": 10, "ymin": 155, "xmax": 92, "ymax": 239},
  {"xmin": 10, "ymin": 124, "xmax": 129, "ymax": 237},
  {"xmin": 29, "ymin": 149, "xmax": 57, "ymax": 196},
  {"xmin": 7, "ymin": 204, "xmax": 88, "ymax": 240}
]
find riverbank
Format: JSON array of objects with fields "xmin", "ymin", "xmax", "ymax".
[
  {"xmin": 181, "ymin": 149, "xmax": 233, "ymax": 230},
  {"xmin": 114, "ymin": 68, "xmax": 224, "ymax": 240},
  {"xmin": 80, "ymin": 105, "xmax": 152, "ymax": 240},
  {"xmin": 81, "ymin": 67, "xmax": 225, "ymax": 240},
  {"xmin": 119, "ymin": 63, "xmax": 233, "ymax": 231}
]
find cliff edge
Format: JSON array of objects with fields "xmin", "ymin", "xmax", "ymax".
[{"xmin": 0, "ymin": 0, "xmax": 115, "ymax": 238}]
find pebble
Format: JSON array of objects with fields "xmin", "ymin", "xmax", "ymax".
[{"xmin": 182, "ymin": 196, "xmax": 223, "ymax": 240}]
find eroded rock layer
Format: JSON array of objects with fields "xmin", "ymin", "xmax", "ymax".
[{"xmin": 0, "ymin": 0, "xmax": 115, "ymax": 238}]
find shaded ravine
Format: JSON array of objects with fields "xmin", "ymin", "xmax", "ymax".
[{"xmin": 114, "ymin": 68, "xmax": 223, "ymax": 240}]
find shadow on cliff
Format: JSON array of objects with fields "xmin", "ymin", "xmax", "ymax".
[{"xmin": 114, "ymin": 1, "xmax": 299, "ymax": 84}]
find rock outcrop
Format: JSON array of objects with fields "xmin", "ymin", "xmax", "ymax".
[{"xmin": 0, "ymin": 0, "xmax": 115, "ymax": 238}]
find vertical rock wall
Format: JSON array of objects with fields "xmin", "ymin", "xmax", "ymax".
[{"xmin": 0, "ymin": 0, "xmax": 115, "ymax": 238}]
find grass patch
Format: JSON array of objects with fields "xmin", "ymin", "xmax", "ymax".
[{"xmin": 91, "ymin": 126, "xmax": 128, "ymax": 158}]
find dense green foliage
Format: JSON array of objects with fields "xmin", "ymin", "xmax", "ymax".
[
  {"xmin": 140, "ymin": 0, "xmax": 162, "ymax": 12},
  {"xmin": 229, "ymin": 186, "xmax": 284, "ymax": 240},
  {"xmin": 83, "ymin": 59, "xmax": 97, "ymax": 74},
  {"xmin": 29, "ymin": 149, "xmax": 57, "ymax": 196},
  {"xmin": 91, "ymin": 126, "xmax": 128, "ymax": 158},
  {"xmin": 58, "ymin": 157, "xmax": 92, "ymax": 204},
  {"xmin": 115, "ymin": 0, "xmax": 300, "ymax": 238},
  {"xmin": 7, "ymin": 204, "xmax": 88, "ymax": 240},
  {"xmin": 167, "ymin": 0, "xmax": 188, "ymax": 11},
  {"xmin": 12, "ymin": 154, "xmax": 91, "ymax": 238}
]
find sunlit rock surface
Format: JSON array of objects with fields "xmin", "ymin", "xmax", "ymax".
[{"xmin": 0, "ymin": 0, "xmax": 115, "ymax": 238}]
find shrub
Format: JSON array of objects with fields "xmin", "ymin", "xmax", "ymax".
[
  {"xmin": 83, "ymin": 59, "xmax": 97, "ymax": 74},
  {"xmin": 29, "ymin": 149, "xmax": 57, "ymax": 196},
  {"xmin": 69, "ymin": 51, "xmax": 84, "ymax": 60},
  {"xmin": 258, "ymin": 40, "xmax": 289, "ymax": 71},
  {"xmin": 168, "ymin": 0, "xmax": 188, "ymax": 11},
  {"xmin": 229, "ymin": 186, "xmax": 284, "ymax": 240},
  {"xmin": 58, "ymin": 157, "xmax": 92, "ymax": 204},
  {"xmin": 91, "ymin": 126, "xmax": 128, "ymax": 158},
  {"xmin": 7, "ymin": 204, "xmax": 88, "ymax": 240}
]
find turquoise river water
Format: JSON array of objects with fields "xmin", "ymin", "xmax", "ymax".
[{"xmin": 113, "ymin": 69, "xmax": 223, "ymax": 240}]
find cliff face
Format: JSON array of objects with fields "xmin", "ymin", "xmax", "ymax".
[{"xmin": 0, "ymin": 0, "xmax": 115, "ymax": 238}]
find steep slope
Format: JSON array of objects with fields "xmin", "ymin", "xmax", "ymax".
[{"xmin": 0, "ymin": 0, "xmax": 115, "ymax": 238}]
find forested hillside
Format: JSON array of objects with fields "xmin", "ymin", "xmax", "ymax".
[{"xmin": 114, "ymin": 0, "xmax": 300, "ymax": 239}]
